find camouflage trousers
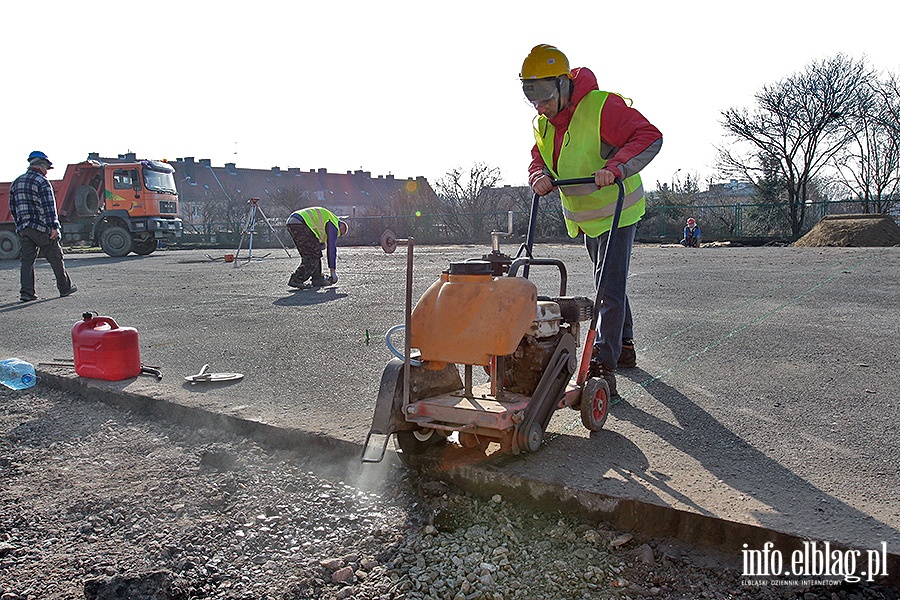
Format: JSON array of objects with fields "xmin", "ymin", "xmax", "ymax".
[{"xmin": 287, "ymin": 223, "xmax": 324, "ymax": 284}]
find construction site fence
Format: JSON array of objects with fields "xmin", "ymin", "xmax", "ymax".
[{"xmin": 173, "ymin": 199, "xmax": 897, "ymax": 249}]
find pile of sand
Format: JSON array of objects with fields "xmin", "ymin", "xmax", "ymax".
[{"xmin": 793, "ymin": 214, "xmax": 900, "ymax": 247}]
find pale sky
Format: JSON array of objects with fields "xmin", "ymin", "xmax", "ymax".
[{"xmin": 2, "ymin": 1, "xmax": 898, "ymax": 191}]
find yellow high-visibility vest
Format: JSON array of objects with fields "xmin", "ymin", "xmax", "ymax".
[
  {"xmin": 292, "ymin": 207, "xmax": 339, "ymax": 243},
  {"xmin": 534, "ymin": 90, "xmax": 646, "ymax": 237}
]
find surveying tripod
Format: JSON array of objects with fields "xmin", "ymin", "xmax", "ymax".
[{"xmin": 234, "ymin": 197, "xmax": 292, "ymax": 263}]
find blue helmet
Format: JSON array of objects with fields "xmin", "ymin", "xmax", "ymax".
[{"xmin": 28, "ymin": 150, "xmax": 52, "ymax": 167}]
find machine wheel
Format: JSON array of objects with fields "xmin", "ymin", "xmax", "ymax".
[
  {"xmin": 99, "ymin": 225, "xmax": 133, "ymax": 257},
  {"xmin": 0, "ymin": 230, "xmax": 20, "ymax": 260},
  {"xmin": 395, "ymin": 428, "xmax": 447, "ymax": 464},
  {"xmin": 132, "ymin": 237, "xmax": 157, "ymax": 256},
  {"xmin": 524, "ymin": 422, "xmax": 544, "ymax": 453},
  {"xmin": 581, "ymin": 377, "xmax": 610, "ymax": 432}
]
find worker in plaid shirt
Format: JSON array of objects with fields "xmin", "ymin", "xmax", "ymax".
[{"xmin": 8, "ymin": 151, "xmax": 76, "ymax": 302}]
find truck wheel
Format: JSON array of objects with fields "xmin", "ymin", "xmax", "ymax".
[
  {"xmin": 99, "ymin": 225, "xmax": 133, "ymax": 257},
  {"xmin": 132, "ymin": 237, "xmax": 157, "ymax": 256},
  {"xmin": 74, "ymin": 185, "xmax": 100, "ymax": 217},
  {"xmin": 0, "ymin": 230, "xmax": 20, "ymax": 260}
]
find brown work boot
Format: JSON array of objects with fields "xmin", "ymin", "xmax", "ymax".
[
  {"xmin": 288, "ymin": 273, "xmax": 308, "ymax": 288},
  {"xmin": 588, "ymin": 348, "xmax": 618, "ymax": 397},
  {"xmin": 617, "ymin": 338, "xmax": 636, "ymax": 369}
]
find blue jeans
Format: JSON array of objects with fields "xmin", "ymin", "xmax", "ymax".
[
  {"xmin": 19, "ymin": 227, "xmax": 72, "ymax": 297},
  {"xmin": 584, "ymin": 224, "xmax": 635, "ymax": 369}
]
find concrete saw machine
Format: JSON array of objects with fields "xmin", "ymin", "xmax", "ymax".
[{"xmin": 362, "ymin": 178, "xmax": 626, "ymax": 464}]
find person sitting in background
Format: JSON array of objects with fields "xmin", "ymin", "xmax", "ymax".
[{"xmin": 681, "ymin": 217, "xmax": 701, "ymax": 247}]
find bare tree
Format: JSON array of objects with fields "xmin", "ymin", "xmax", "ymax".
[
  {"xmin": 217, "ymin": 185, "xmax": 252, "ymax": 235},
  {"xmin": 376, "ymin": 184, "xmax": 443, "ymax": 218},
  {"xmin": 433, "ymin": 163, "xmax": 503, "ymax": 241},
  {"xmin": 507, "ymin": 186, "xmax": 568, "ymax": 240},
  {"xmin": 196, "ymin": 196, "xmax": 224, "ymax": 239},
  {"xmin": 744, "ymin": 153, "xmax": 792, "ymax": 235},
  {"xmin": 718, "ymin": 54, "xmax": 871, "ymax": 236},
  {"xmin": 270, "ymin": 185, "xmax": 310, "ymax": 219},
  {"xmin": 878, "ymin": 73, "xmax": 900, "ymax": 138},
  {"xmin": 654, "ymin": 170, "xmax": 702, "ymax": 206},
  {"xmin": 832, "ymin": 72, "xmax": 900, "ymax": 214},
  {"xmin": 875, "ymin": 73, "xmax": 900, "ymax": 213}
]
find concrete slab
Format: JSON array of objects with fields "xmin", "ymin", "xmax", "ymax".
[{"xmin": 1, "ymin": 243, "xmax": 897, "ymax": 567}]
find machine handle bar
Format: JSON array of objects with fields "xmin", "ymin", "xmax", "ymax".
[{"xmin": 549, "ymin": 177, "xmax": 596, "ymax": 186}]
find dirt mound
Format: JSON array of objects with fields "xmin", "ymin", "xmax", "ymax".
[{"xmin": 794, "ymin": 214, "xmax": 900, "ymax": 247}]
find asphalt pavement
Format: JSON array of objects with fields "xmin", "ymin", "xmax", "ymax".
[{"xmin": 1, "ymin": 242, "xmax": 897, "ymax": 575}]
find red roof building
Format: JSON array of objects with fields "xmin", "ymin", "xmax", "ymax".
[{"xmin": 86, "ymin": 152, "xmax": 437, "ymax": 228}]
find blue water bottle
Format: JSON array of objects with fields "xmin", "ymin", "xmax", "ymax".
[{"xmin": 0, "ymin": 358, "xmax": 37, "ymax": 390}]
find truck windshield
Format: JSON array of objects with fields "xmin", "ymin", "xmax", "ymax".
[{"xmin": 143, "ymin": 169, "xmax": 178, "ymax": 194}]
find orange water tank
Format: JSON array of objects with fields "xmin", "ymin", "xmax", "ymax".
[{"xmin": 411, "ymin": 262, "xmax": 537, "ymax": 366}]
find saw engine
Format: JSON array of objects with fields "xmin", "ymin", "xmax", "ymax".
[{"xmin": 504, "ymin": 297, "xmax": 593, "ymax": 395}]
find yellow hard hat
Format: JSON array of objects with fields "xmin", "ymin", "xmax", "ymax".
[{"xmin": 520, "ymin": 44, "xmax": 571, "ymax": 80}]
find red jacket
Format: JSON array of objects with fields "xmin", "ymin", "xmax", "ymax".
[{"xmin": 528, "ymin": 67, "xmax": 662, "ymax": 185}]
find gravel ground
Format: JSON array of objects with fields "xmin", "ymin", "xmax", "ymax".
[{"xmin": 0, "ymin": 385, "xmax": 897, "ymax": 600}]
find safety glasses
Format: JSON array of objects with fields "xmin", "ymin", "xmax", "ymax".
[{"xmin": 522, "ymin": 77, "xmax": 559, "ymax": 106}]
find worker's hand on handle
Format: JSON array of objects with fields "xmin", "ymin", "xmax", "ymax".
[
  {"xmin": 330, "ymin": 270, "xmax": 338, "ymax": 285},
  {"xmin": 530, "ymin": 174, "xmax": 555, "ymax": 196},
  {"xmin": 534, "ymin": 170, "xmax": 617, "ymax": 195},
  {"xmin": 594, "ymin": 168, "xmax": 616, "ymax": 189}
]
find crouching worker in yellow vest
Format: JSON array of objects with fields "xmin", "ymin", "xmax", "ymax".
[
  {"xmin": 285, "ymin": 207, "xmax": 349, "ymax": 288},
  {"xmin": 522, "ymin": 44, "xmax": 662, "ymax": 397}
]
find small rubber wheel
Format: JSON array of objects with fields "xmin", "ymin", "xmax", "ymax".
[
  {"xmin": 581, "ymin": 377, "xmax": 610, "ymax": 432},
  {"xmin": 395, "ymin": 428, "xmax": 446, "ymax": 464}
]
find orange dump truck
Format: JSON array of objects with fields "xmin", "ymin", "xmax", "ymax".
[{"xmin": 1, "ymin": 158, "xmax": 183, "ymax": 259}]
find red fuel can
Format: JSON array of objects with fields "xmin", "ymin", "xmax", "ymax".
[{"xmin": 72, "ymin": 313, "xmax": 142, "ymax": 381}]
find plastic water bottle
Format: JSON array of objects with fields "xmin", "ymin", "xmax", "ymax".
[{"xmin": 0, "ymin": 358, "xmax": 37, "ymax": 390}]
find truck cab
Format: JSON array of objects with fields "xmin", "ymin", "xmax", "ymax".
[{"xmin": 91, "ymin": 160, "xmax": 183, "ymax": 256}]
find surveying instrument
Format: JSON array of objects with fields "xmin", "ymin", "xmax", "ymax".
[{"xmin": 234, "ymin": 197, "xmax": 292, "ymax": 264}]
